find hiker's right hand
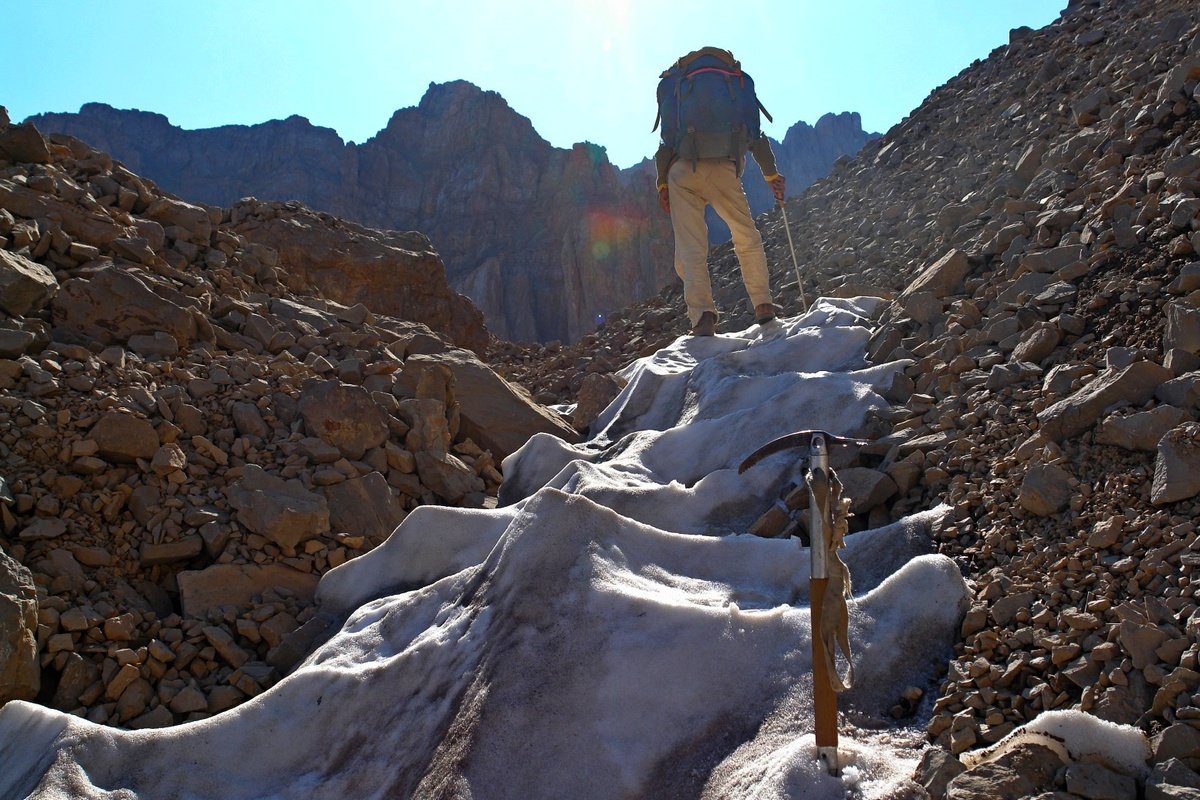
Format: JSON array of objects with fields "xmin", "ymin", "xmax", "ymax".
[
  {"xmin": 658, "ymin": 187, "xmax": 670, "ymax": 215},
  {"xmin": 769, "ymin": 175, "xmax": 786, "ymax": 204}
]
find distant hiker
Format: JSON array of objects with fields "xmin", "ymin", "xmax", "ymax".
[{"xmin": 653, "ymin": 46, "xmax": 786, "ymax": 337}]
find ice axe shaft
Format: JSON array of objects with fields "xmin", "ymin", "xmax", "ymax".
[
  {"xmin": 779, "ymin": 202, "xmax": 809, "ymax": 313},
  {"xmin": 808, "ymin": 433, "xmax": 839, "ymax": 774}
]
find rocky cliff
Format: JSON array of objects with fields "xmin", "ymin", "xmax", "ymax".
[
  {"xmin": 29, "ymin": 85, "xmax": 877, "ymax": 343},
  {"xmin": 30, "ymin": 85, "xmax": 675, "ymax": 343}
]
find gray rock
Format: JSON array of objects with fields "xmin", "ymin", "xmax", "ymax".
[
  {"xmin": 226, "ymin": 463, "xmax": 330, "ymax": 549},
  {"xmin": 1097, "ymin": 406, "xmax": 1190, "ymax": 451},
  {"xmin": 1153, "ymin": 724, "xmax": 1200, "ymax": 763},
  {"xmin": 90, "ymin": 412, "xmax": 160, "ymax": 463},
  {"xmin": 299, "ymin": 380, "xmax": 388, "ymax": 460},
  {"xmin": 177, "ymin": 563, "xmax": 319, "ymax": 619},
  {"xmin": 914, "ymin": 747, "xmax": 965, "ymax": 800},
  {"xmin": 902, "ymin": 249, "xmax": 970, "ymax": 299},
  {"xmin": 322, "ymin": 472, "xmax": 406, "ymax": 540},
  {"xmin": 415, "ymin": 451, "xmax": 485, "ymax": 503},
  {"xmin": 0, "ymin": 548, "xmax": 38, "ymax": 703},
  {"xmin": 1166, "ymin": 303, "xmax": 1200, "ymax": 355},
  {"xmin": 1064, "ymin": 761, "xmax": 1136, "ymax": 800},
  {"xmin": 1147, "ymin": 758, "xmax": 1200, "ymax": 800},
  {"xmin": 1152, "ymin": 423, "xmax": 1200, "ymax": 505},
  {"xmin": 1038, "ymin": 362, "xmax": 1174, "ymax": 441},
  {"xmin": 1018, "ymin": 463, "xmax": 1072, "ymax": 516},
  {"xmin": 0, "ymin": 249, "xmax": 58, "ymax": 316}
]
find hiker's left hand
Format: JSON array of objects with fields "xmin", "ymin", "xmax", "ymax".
[
  {"xmin": 658, "ymin": 187, "xmax": 670, "ymax": 215},
  {"xmin": 769, "ymin": 175, "xmax": 786, "ymax": 204}
]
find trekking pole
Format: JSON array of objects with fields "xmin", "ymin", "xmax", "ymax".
[
  {"xmin": 807, "ymin": 432, "xmax": 839, "ymax": 775},
  {"xmin": 779, "ymin": 202, "xmax": 809, "ymax": 313}
]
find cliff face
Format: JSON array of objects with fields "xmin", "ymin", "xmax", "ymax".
[
  {"xmin": 30, "ymin": 84, "xmax": 877, "ymax": 342},
  {"xmin": 30, "ymin": 85, "xmax": 673, "ymax": 343}
]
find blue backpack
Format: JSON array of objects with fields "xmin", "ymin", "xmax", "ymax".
[{"xmin": 653, "ymin": 47, "xmax": 773, "ymax": 173}]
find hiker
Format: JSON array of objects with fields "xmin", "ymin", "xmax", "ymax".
[{"xmin": 653, "ymin": 47, "xmax": 786, "ymax": 337}]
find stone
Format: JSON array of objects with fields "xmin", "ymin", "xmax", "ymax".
[
  {"xmin": 1011, "ymin": 322, "xmax": 1062, "ymax": 364},
  {"xmin": 114, "ymin": 678, "xmax": 154, "ymax": 723},
  {"xmin": 0, "ymin": 122, "xmax": 52, "ymax": 164},
  {"xmin": 1038, "ymin": 362, "xmax": 1174, "ymax": 441},
  {"xmin": 1167, "ymin": 302, "xmax": 1200, "ymax": 355},
  {"xmin": 837, "ymin": 467, "xmax": 899, "ymax": 513},
  {"xmin": 1120, "ymin": 620, "xmax": 1170, "ymax": 670},
  {"xmin": 1097, "ymin": 406, "xmax": 1190, "ymax": 451},
  {"xmin": 991, "ymin": 591, "xmax": 1035, "ymax": 627},
  {"xmin": 1153, "ymin": 724, "xmax": 1200, "ymax": 763},
  {"xmin": 202, "ymin": 626, "xmax": 250, "ymax": 668},
  {"xmin": 397, "ymin": 398, "xmax": 452, "ymax": 454},
  {"xmin": 90, "ymin": 412, "xmax": 160, "ymax": 463},
  {"xmin": 52, "ymin": 266, "xmax": 206, "ymax": 347},
  {"xmin": 913, "ymin": 747, "xmax": 965, "ymax": 800},
  {"xmin": 902, "ymin": 249, "xmax": 970, "ymax": 299},
  {"xmin": 127, "ymin": 332, "xmax": 179, "ymax": 357},
  {"xmin": 1147, "ymin": 758, "xmax": 1200, "ymax": 800},
  {"xmin": 169, "ymin": 685, "xmax": 208, "ymax": 714},
  {"xmin": 150, "ymin": 443, "xmax": 187, "ymax": 477},
  {"xmin": 50, "ymin": 652, "xmax": 99, "ymax": 710},
  {"xmin": 945, "ymin": 743, "xmax": 1062, "ymax": 800},
  {"xmin": 299, "ymin": 380, "xmax": 388, "ymax": 460},
  {"xmin": 0, "ymin": 249, "xmax": 58, "ymax": 316},
  {"xmin": 225, "ymin": 464, "xmax": 330, "ymax": 549},
  {"xmin": 572, "ymin": 372, "xmax": 626, "ymax": 433},
  {"xmin": 0, "ymin": 548, "xmax": 39, "ymax": 703},
  {"xmin": 1064, "ymin": 762, "xmax": 1136, "ymax": 800},
  {"xmin": 399, "ymin": 349, "xmax": 578, "ymax": 458},
  {"xmin": 140, "ymin": 536, "xmax": 203, "ymax": 566},
  {"xmin": 1018, "ymin": 463, "xmax": 1072, "ymax": 516},
  {"xmin": 322, "ymin": 472, "xmax": 406, "ymax": 540},
  {"xmin": 415, "ymin": 451, "xmax": 485, "ymax": 503},
  {"xmin": 1152, "ymin": 423, "xmax": 1200, "ymax": 505},
  {"xmin": 176, "ymin": 564, "xmax": 319, "ymax": 618},
  {"xmin": 232, "ymin": 401, "xmax": 271, "ymax": 439},
  {"xmin": 1020, "ymin": 244, "xmax": 1086, "ymax": 274},
  {"xmin": 1088, "ymin": 517, "xmax": 1125, "ymax": 549}
]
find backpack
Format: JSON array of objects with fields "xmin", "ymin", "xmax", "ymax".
[{"xmin": 653, "ymin": 47, "xmax": 773, "ymax": 172}]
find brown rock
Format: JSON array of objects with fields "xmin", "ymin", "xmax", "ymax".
[
  {"xmin": 226, "ymin": 464, "xmax": 330, "ymax": 549},
  {"xmin": 1018, "ymin": 463, "xmax": 1072, "ymax": 516},
  {"xmin": 1037, "ymin": 362, "xmax": 1174, "ymax": 441},
  {"xmin": 1097, "ymin": 406, "xmax": 1190, "ymax": 451},
  {"xmin": 1152, "ymin": 423, "xmax": 1200, "ymax": 505},
  {"xmin": 299, "ymin": 380, "xmax": 388, "ymax": 460},
  {"xmin": 90, "ymin": 412, "xmax": 160, "ymax": 463},
  {"xmin": 52, "ymin": 266, "xmax": 206, "ymax": 346},
  {"xmin": 0, "ymin": 549, "xmax": 39, "ymax": 703},
  {"xmin": 902, "ymin": 249, "xmax": 970, "ymax": 299},
  {"xmin": 0, "ymin": 249, "xmax": 58, "ymax": 316},
  {"xmin": 322, "ymin": 472, "xmax": 406, "ymax": 540},
  {"xmin": 400, "ymin": 349, "xmax": 578, "ymax": 458},
  {"xmin": 176, "ymin": 564, "xmax": 319, "ymax": 618},
  {"xmin": 0, "ymin": 122, "xmax": 51, "ymax": 164}
]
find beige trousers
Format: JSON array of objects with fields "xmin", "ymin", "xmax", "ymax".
[{"xmin": 668, "ymin": 158, "xmax": 773, "ymax": 326}]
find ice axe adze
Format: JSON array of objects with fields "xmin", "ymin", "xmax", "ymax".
[{"xmin": 740, "ymin": 429, "xmax": 867, "ymax": 776}]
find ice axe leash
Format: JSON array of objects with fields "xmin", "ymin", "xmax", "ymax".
[
  {"xmin": 778, "ymin": 201, "xmax": 809, "ymax": 313},
  {"xmin": 740, "ymin": 429, "xmax": 867, "ymax": 776}
]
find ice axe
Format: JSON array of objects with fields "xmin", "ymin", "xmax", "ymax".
[{"xmin": 740, "ymin": 429, "xmax": 867, "ymax": 775}]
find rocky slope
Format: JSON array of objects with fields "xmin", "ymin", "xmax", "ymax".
[
  {"xmin": 492, "ymin": 0, "xmax": 1200, "ymax": 794},
  {"xmin": 28, "ymin": 85, "xmax": 876, "ymax": 343},
  {"xmin": 0, "ymin": 111, "xmax": 577, "ymax": 727}
]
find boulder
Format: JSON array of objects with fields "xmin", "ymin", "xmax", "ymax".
[
  {"xmin": 1146, "ymin": 758, "xmax": 1200, "ymax": 800},
  {"xmin": 0, "ymin": 249, "xmax": 58, "ymax": 316},
  {"xmin": 1097, "ymin": 406, "xmax": 1190, "ymax": 451},
  {"xmin": 0, "ymin": 548, "xmax": 38, "ymax": 703},
  {"xmin": 415, "ymin": 451, "xmax": 485, "ymax": 503},
  {"xmin": 298, "ymin": 380, "xmax": 388, "ymax": 460},
  {"xmin": 1167, "ymin": 302, "xmax": 1200, "ymax": 355},
  {"xmin": 572, "ymin": 372, "xmax": 626, "ymax": 432},
  {"xmin": 1038, "ymin": 361, "xmax": 1174, "ymax": 441},
  {"xmin": 0, "ymin": 122, "xmax": 52, "ymax": 164},
  {"xmin": 0, "ymin": 178, "xmax": 129, "ymax": 245},
  {"xmin": 1018, "ymin": 463, "xmax": 1072, "ymax": 516},
  {"xmin": 1152, "ymin": 423, "xmax": 1200, "ymax": 505},
  {"xmin": 225, "ymin": 464, "xmax": 330, "ymax": 549},
  {"xmin": 90, "ymin": 412, "xmax": 160, "ymax": 463},
  {"xmin": 52, "ymin": 266, "xmax": 206, "ymax": 346},
  {"xmin": 177, "ymin": 563, "xmax": 319, "ymax": 618},
  {"xmin": 945, "ymin": 743, "xmax": 1062, "ymax": 800},
  {"xmin": 399, "ymin": 349, "xmax": 578, "ymax": 459},
  {"xmin": 322, "ymin": 472, "xmax": 406, "ymax": 540},
  {"xmin": 1011, "ymin": 321, "xmax": 1062, "ymax": 364},
  {"xmin": 837, "ymin": 467, "xmax": 899, "ymax": 513},
  {"xmin": 901, "ymin": 249, "xmax": 970, "ymax": 299}
]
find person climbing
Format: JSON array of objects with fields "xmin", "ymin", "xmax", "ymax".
[{"xmin": 653, "ymin": 46, "xmax": 786, "ymax": 337}]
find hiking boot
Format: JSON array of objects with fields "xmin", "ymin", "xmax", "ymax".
[
  {"xmin": 755, "ymin": 303, "xmax": 780, "ymax": 324},
  {"xmin": 691, "ymin": 311, "xmax": 717, "ymax": 336}
]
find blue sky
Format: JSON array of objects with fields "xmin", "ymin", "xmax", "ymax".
[{"xmin": 7, "ymin": 1, "xmax": 1063, "ymax": 168}]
